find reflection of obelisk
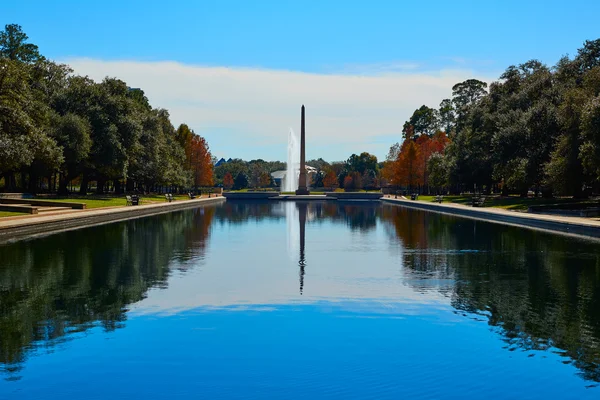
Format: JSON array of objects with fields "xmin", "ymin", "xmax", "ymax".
[
  {"xmin": 295, "ymin": 105, "xmax": 310, "ymax": 195},
  {"xmin": 298, "ymin": 202, "xmax": 307, "ymax": 294}
]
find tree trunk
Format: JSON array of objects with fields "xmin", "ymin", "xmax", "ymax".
[
  {"xmin": 3, "ymin": 172, "xmax": 16, "ymax": 192},
  {"xmin": 96, "ymin": 178, "xmax": 106, "ymax": 194},
  {"xmin": 58, "ymin": 173, "xmax": 70, "ymax": 195},
  {"xmin": 28, "ymin": 171, "xmax": 38, "ymax": 194},
  {"xmin": 114, "ymin": 180, "xmax": 123, "ymax": 194},
  {"xmin": 79, "ymin": 173, "xmax": 89, "ymax": 195}
]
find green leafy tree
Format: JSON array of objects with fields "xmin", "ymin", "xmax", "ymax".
[
  {"xmin": 54, "ymin": 113, "xmax": 92, "ymax": 193},
  {"xmin": 438, "ymin": 99, "xmax": 455, "ymax": 135},
  {"xmin": 234, "ymin": 172, "xmax": 249, "ymax": 190},
  {"xmin": 345, "ymin": 152, "xmax": 378, "ymax": 175},
  {"xmin": 0, "ymin": 24, "xmax": 42, "ymax": 63},
  {"xmin": 402, "ymin": 105, "xmax": 439, "ymax": 139},
  {"xmin": 427, "ymin": 152, "xmax": 448, "ymax": 193}
]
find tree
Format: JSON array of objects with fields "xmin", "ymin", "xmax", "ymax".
[
  {"xmin": 259, "ymin": 171, "xmax": 271, "ymax": 188},
  {"xmin": 189, "ymin": 134, "xmax": 213, "ymax": 188},
  {"xmin": 427, "ymin": 152, "xmax": 448, "ymax": 193},
  {"xmin": 346, "ymin": 152, "xmax": 378, "ymax": 175},
  {"xmin": 323, "ymin": 169, "xmax": 338, "ymax": 190},
  {"xmin": 386, "ymin": 142, "xmax": 401, "ymax": 162},
  {"xmin": 53, "ymin": 113, "xmax": 92, "ymax": 193},
  {"xmin": 452, "ymin": 79, "xmax": 488, "ymax": 111},
  {"xmin": 395, "ymin": 140, "xmax": 421, "ymax": 190},
  {"xmin": 234, "ymin": 172, "xmax": 248, "ymax": 190},
  {"xmin": 0, "ymin": 24, "xmax": 42, "ymax": 63},
  {"xmin": 0, "ymin": 24, "xmax": 208, "ymax": 194},
  {"xmin": 402, "ymin": 105, "xmax": 439, "ymax": 139},
  {"xmin": 214, "ymin": 158, "xmax": 248, "ymax": 184},
  {"xmin": 223, "ymin": 172, "xmax": 234, "ymax": 190},
  {"xmin": 343, "ymin": 175, "xmax": 353, "ymax": 191},
  {"xmin": 306, "ymin": 158, "xmax": 330, "ymax": 170},
  {"xmin": 438, "ymin": 99, "xmax": 456, "ymax": 135}
]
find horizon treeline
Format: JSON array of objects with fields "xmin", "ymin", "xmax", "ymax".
[
  {"xmin": 386, "ymin": 38, "xmax": 600, "ymax": 197},
  {"xmin": 0, "ymin": 24, "xmax": 214, "ymax": 194}
]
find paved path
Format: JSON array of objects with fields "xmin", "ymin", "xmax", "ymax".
[
  {"xmin": 0, "ymin": 196, "xmax": 225, "ymax": 243},
  {"xmin": 382, "ymin": 196, "xmax": 600, "ymax": 238}
]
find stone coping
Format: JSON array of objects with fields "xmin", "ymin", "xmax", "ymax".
[
  {"xmin": 326, "ymin": 192, "xmax": 383, "ymax": 200},
  {"xmin": 274, "ymin": 195, "xmax": 331, "ymax": 201},
  {"xmin": 0, "ymin": 198, "xmax": 86, "ymax": 209},
  {"xmin": 223, "ymin": 192, "xmax": 279, "ymax": 199},
  {"xmin": 0, "ymin": 204, "xmax": 38, "ymax": 214},
  {"xmin": 382, "ymin": 197, "xmax": 600, "ymax": 239},
  {"xmin": 0, "ymin": 197, "xmax": 225, "ymax": 244}
]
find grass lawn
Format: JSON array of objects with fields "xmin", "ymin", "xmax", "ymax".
[
  {"xmin": 0, "ymin": 211, "xmax": 28, "ymax": 218},
  {"xmin": 414, "ymin": 194, "xmax": 595, "ymax": 212},
  {"xmin": 32, "ymin": 194, "xmax": 193, "ymax": 209}
]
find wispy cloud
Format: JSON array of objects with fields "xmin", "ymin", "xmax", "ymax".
[
  {"xmin": 327, "ymin": 61, "xmax": 423, "ymax": 75},
  {"xmin": 64, "ymin": 58, "xmax": 494, "ymax": 160}
]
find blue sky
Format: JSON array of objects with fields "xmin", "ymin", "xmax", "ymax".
[{"xmin": 3, "ymin": 0, "xmax": 600, "ymax": 161}]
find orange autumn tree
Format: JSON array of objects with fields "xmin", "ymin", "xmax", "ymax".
[
  {"xmin": 323, "ymin": 169, "xmax": 338, "ymax": 190},
  {"xmin": 223, "ymin": 172, "xmax": 234, "ymax": 190},
  {"xmin": 176, "ymin": 123, "xmax": 214, "ymax": 190},
  {"xmin": 385, "ymin": 129, "xmax": 450, "ymax": 193},
  {"xmin": 395, "ymin": 140, "xmax": 421, "ymax": 190},
  {"xmin": 415, "ymin": 131, "xmax": 450, "ymax": 191},
  {"xmin": 188, "ymin": 134, "xmax": 214, "ymax": 189}
]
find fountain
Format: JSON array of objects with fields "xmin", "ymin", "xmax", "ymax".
[{"xmin": 283, "ymin": 128, "xmax": 300, "ymax": 192}]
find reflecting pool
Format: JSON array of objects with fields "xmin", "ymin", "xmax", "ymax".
[{"xmin": 1, "ymin": 201, "xmax": 600, "ymax": 399}]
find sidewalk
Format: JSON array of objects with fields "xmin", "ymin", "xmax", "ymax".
[
  {"xmin": 0, "ymin": 196, "xmax": 225, "ymax": 243},
  {"xmin": 382, "ymin": 196, "xmax": 600, "ymax": 239}
]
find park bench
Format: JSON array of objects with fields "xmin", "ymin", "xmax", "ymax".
[
  {"xmin": 126, "ymin": 195, "xmax": 140, "ymax": 206},
  {"xmin": 410, "ymin": 193, "xmax": 419, "ymax": 200},
  {"xmin": 165, "ymin": 193, "xmax": 173, "ymax": 202},
  {"xmin": 188, "ymin": 192, "xmax": 196, "ymax": 199},
  {"xmin": 471, "ymin": 196, "xmax": 486, "ymax": 207},
  {"xmin": 435, "ymin": 195, "xmax": 444, "ymax": 203}
]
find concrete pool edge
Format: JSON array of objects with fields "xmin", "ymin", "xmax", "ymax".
[
  {"xmin": 382, "ymin": 197, "xmax": 600, "ymax": 239},
  {"xmin": 0, "ymin": 197, "xmax": 226, "ymax": 244}
]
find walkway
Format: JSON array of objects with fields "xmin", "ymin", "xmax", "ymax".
[
  {"xmin": 382, "ymin": 196, "xmax": 600, "ymax": 239},
  {"xmin": 0, "ymin": 196, "xmax": 225, "ymax": 243}
]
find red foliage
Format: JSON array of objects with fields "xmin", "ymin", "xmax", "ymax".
[
  {"xmin": 391, "ymin": 131, "xmax": 450, "ymax": 189},
  {"xmin": 323, "ymin": 169, "xmax": 338, "ymax": 189},
  {"xmin": 187, "ymin": 135, "xmax": 213, "ymax": 187},
  {"xmin": 223, "ymin": 172, "xmax": 234, "ymax": 189}
]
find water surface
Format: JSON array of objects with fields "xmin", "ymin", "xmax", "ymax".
[{"xmin": 1, "ymin": 201, "xmax": 600, "ymax": 399}]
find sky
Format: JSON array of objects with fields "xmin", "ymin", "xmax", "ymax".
[{"xmin": 3, "ymin": 0, "xmax": 600, "ymax": 162}]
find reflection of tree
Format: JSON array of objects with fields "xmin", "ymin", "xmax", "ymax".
[
  {"xmin": 215, "ymin": 201, "xmax": 283, "ymax": 225},
  {"xmin": 0, "ymin": 206, "xmax": 215, "ymax": 378},
  {"xmin": 381, "ymin": 205, "xmax": 600, "ymax": 382},
  {"xmin": 314, "ymin": 202, "xmax": 378, "ymax": 231},
  {"xmin": 216, "ymin": 201, "xmax": 379, "ymax": 232}
]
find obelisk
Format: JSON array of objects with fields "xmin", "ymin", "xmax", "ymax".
[{"xmin": 295, "ymin": 105, "xmax": 310, "ymax": 195}]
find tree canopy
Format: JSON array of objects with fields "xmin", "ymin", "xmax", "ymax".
[{"xmin": 0, "ymin": 24, "xmax": 213, "ymax": 194}]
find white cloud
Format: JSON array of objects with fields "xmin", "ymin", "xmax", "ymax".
[{"xmin": 64, "ymin": 58, "xmax": 495, "ymax": 161}]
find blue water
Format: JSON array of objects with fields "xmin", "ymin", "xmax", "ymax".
[{"xmin": 1, "ymin": 201, "xmax": 599, "ymax": 399}]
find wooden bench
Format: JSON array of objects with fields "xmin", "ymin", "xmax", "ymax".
[
  {"xmin": 471, "ymin": 196, "xmax": 486, "ymax": 207},
  {"xmin": 126, "ymin": 195, "xmax": 141, "ymax": 206},
  {"xmin": 435, "ymin": 195, "xmax": 443, "ymax": 203}
]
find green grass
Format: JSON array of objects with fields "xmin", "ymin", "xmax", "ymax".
[
  {"xmin": 32, "ymin": 194, "xmax": 192, "ymax": 209},
  {"xmin": 0, "ymin": 211, "xmax": 27, "ymax": 218},
  {"xmin": 414, "ymin": 194, "xmax": 594, "ymax": 212}
]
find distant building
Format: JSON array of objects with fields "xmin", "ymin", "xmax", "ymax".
[
  {"xmin": 215, "ymin": 158, "xmax": 227, "ymax": 167},
  {"xmin": 271, "ymin": 166, "xmax": 317, "ymax": 188}
]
